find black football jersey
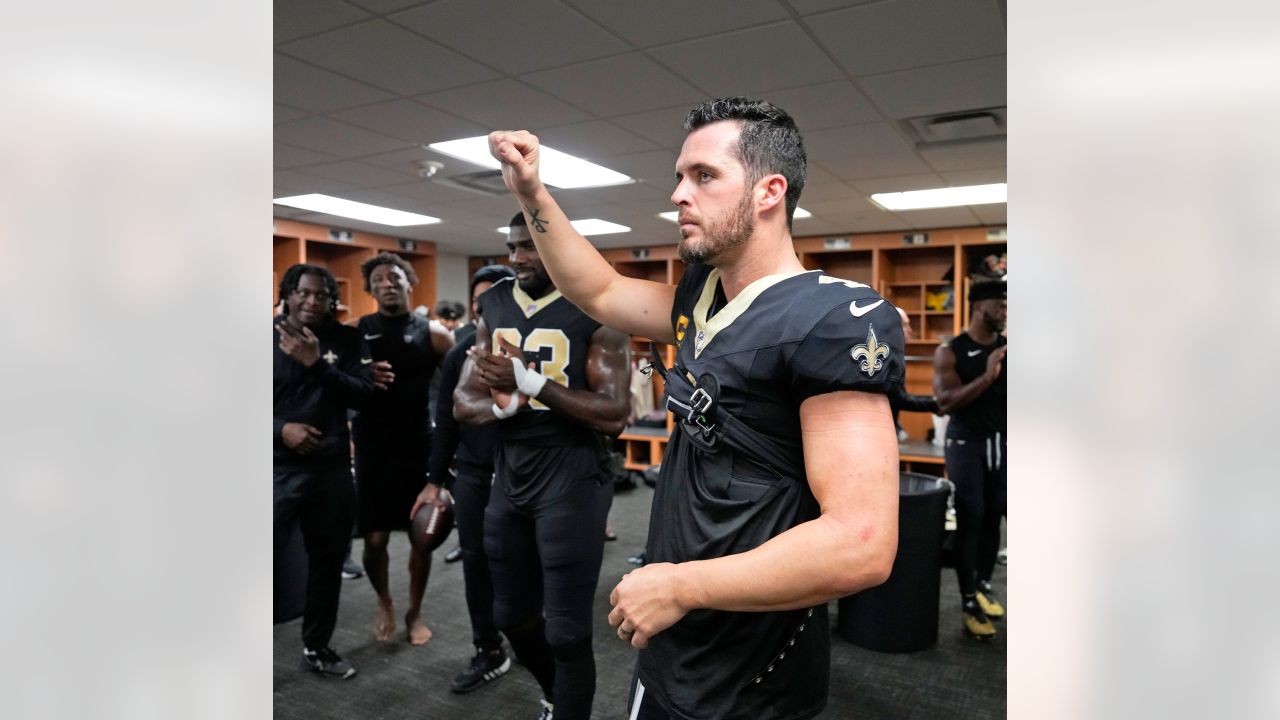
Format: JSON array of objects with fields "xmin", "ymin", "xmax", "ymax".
[
  {"xmin": 945, "ymin": 332, "xmax": 1006, "ymax": 439},
  {"xmin": 639, "ymin": 263, "xmax": 904, "ymax": 720},
  {"xmin": 477, "ymin": 277, "xmax": 602, "ymax": 446},
  {"xmin": 354, "ymin": 312, "xmax": 438, "ymax": 435}
]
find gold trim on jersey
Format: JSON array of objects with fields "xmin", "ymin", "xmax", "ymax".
[
  {"xmin": 511, "ymin": 282, "xmax": 563, "ymax": 319},
  {"xmin": 690, "ymin": 269, "xmax": 815, "ymax": 358}
]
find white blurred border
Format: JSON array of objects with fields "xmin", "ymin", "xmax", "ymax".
[
  {"xmin": 0, "ymin": 3, "xmax": 268, "ymax": 719},
  {"xmin": 1013, "ymin": 3, "xmax": 1280, "ymax": 719}
]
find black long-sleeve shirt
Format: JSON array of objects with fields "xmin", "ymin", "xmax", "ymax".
[
  {"xmin": 427, "ymin": 332, "xmax": 498, "ymax": 488},
  {"xmin": 889, "ymin": 383, "xmax": 940, "ymax": 431},
  {"xmin": 273, "ymin": 318, "xmax": 374, "ymax": 471}
]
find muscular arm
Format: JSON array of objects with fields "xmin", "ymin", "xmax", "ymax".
[
  {"xmin": 429, "ymin": 322, "xmax": 455, "ymax": 358},
  {"xmin": 610, "ymin": 390, "xmax": 899, "ymax": 647},
  {"xmin": 452, "ymin": 318, "xmax": 502, "ymax": 426},
  {"xmin": 531, "ymin": 326, "xmax": 632, "ymax": 436},
  {"xmin": 932, "ymin": 343, "xmax": 1004, "ymax": 415},
  {"xmin": 490, "ymin": 131, "xmax": 677, "ymax": 343}
]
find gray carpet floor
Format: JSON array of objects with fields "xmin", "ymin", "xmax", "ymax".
[{"xmin": 274, "ymin": 480, "xmax": 1006, "ymax": 719}]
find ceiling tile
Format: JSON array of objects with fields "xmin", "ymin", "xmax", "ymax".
[
  {"xmin": 611, "ymin": 105, "xmax": 698, "ymax": 150},
  {"xmin": 273, "ymin": 169, "xmax": 362, "ymax": 195},
  {"xmin": 274, "ymin": 54, "xmax": 396, "ymax": 113},
  {"xmin": 275, "ymin": 116, "xmax": 411, "ymax": 157},
  {"xmin": 597, "ymin": 150, "xmax": 680, "ymax": 185},
  {"xmin": 972, "ymin": 204, "xmax": 1006, "ymax": 225},
  {"xmin": 785, "ymin": 0, "xmax": 881, "ymax": 14},
  {"xmin": 275, "ymin": 141, "xmax": 341, "ymax": 169},
  {"xmin": 329, "ymin": 99, "xmax": 486, "ymax": 144},
  {"xmin": 522, "ymin": 53, "xmax": 705, "ymax": 117},
  {"xmin": 534, "ymin": 120, "xmax": 659, "ymax": 160},
  {"xmin": 566, "ymin": 0, "xmax": 789, "ymax": 47},
  {"xmin": 846, "ymin": 174, "xmax": 950, "ymax": 195},
  {"xmin": 391, "ymin": 0, "xmax": 629, "ymax": 74},
  {"xmin": 940, "ymin": 168, "xmax": 1006, "ymax": 186},
  {"xmin": 346, "ymin": 0, "xmax": 426, "ymax": 13},
  {"xmin": 765, "ymin": 81, "xmax": 884, "ymax": 131},
  {"xmin": 274, "ymin": 0, "xmax": 370, "ymax": 44},
  {"xmin": 814, "ymin": 152, "xmax": 935, "ymax": 181},
  {"xmin": 418, "ymin": 79, "xmax": 593, "ymax": 129},
  {"xmin": 919, "ymin": 139, "xmax": 1006, "ymax": 172},
  {"xmin": 804, "ymin": 123, "xmax": 916, "ymax": 165},
  {"xmin": 806, "ymin": 0, "xmax": 1006, "ymax": 76},
  {"xmin": 295, "ymin": 160, "xmax": 419, "ymax": 188},
  {"xmin": 893, "ymin": 207, "xmax": 983, "ymax": 229},
  {"xmin": 655, "ymin": 22, "xmax": 845, "ymax": 96},
  {"xmin": 859, "ymin": 55, "xmax": 1006, "ymax": 119},
  {"xmin": 279, "ymin": 19, "xmax": 501, "ymax": 95},
  {"xmin": 275, "ymin": 104, "xmax": 309, "ymax": 124}
]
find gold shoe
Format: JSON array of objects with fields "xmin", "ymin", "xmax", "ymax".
[
  {"xmin": 976, "ymin": 591, "xmax": 1005, "ymax": 619},
  {"xmin": 963, "ymin": 606, "xmax": 997, "ymax": 639}
]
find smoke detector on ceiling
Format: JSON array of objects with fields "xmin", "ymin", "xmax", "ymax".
[{"xmin": 413, "ymin": 160, "xmax": 445, "ymax": 179}]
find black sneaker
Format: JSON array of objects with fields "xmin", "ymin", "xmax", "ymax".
[
  {"xmin": 444, "ymin": 545, "xmax": 463, "ymax": 564},
  {"xmin": 341, "ymin": 558, "xmax": 364, "ymax": 580},
  {"xmin": 450, "ymin": 645, "xmax": 511, "ymax": 693},
  {"xmin": 302, "ymin": 647, "xmax": 357, "ymax": 679},
  {"xmin": 537, "ymin": 698, "xmax": 554, "ymax": 720}
]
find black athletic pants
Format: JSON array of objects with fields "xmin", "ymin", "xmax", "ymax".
[
  {"xmin": 273, "ymin": 466, "xmax": 356, "ymax": 651},
  {"xmin": 453, "ymin": 469, "xmax": 501, "ymax": 650},
  {"xmin": 945, "ymin": 432, "xmax": 1007, "ymax": 598},
  {"xmin": 485, "ymin": 475, "xmax": 612, "ymax": 720}
]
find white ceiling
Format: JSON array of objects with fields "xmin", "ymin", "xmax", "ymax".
[{"xmin": 274, "ymin": 0, "xmax": 1007, "ymax": 255}]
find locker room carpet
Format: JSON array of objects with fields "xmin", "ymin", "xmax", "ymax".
[{"xmin": 273, "ymin": 481, "xmax": 1006, "ymax": 720}]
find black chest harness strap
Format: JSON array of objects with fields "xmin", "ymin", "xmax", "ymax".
[{"xmin": 645, "ymin": 343, "xmax": 803, "ymax": 478}]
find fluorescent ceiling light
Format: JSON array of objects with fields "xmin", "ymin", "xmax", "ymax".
[
  {"xmin": 429, "ymin": 137, "xmax": 632, "ymax": 189},
  {"xmin": 497, "ymin": 219, "xmax": 630, "ymax": 236},
  {"xmin": 658, "ymin": 207, "xmax": 811, "ymax": 222},
  {"xmin": 273, "ymin": 193, "xmax": 440, "ymax": 226},
  {"xmin": 870, "ymin": 183, "xmax": 1006, "ymax": 211}
]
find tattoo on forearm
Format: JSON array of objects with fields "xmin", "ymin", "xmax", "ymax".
[{"xmin": 524, "ymin": 206, "xmax": 548, "ymax": 233}]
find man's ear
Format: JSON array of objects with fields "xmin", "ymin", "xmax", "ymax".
[{"xmin": 756, "ymin": 174, "xmax": 788, "ymax": 214}]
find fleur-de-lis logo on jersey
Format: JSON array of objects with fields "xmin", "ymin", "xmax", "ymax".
[{"xmin": 851, "ymin": 325, "xmax": 890, "ymax": 376}]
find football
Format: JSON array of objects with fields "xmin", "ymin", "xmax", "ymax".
[{"xmin": 411, "ymin": 491, "xmax": 455, "ymax": 552}]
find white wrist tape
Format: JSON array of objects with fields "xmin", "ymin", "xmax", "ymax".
[
  {"xmin": 491, "ymin": 391, "xmax": 522, "ymax": 419},
  {"xmin": 510, "ymin": 356, "xmax": 548, "ymax": 398}
]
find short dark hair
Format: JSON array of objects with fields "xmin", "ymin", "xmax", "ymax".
[
  {"xmin": 359, "ymin": 252, "xmax": 418, "ymax": 293},
  {"xmin": 470, "ymin": 264, "xmax": 515, "ymax": 299},
  {"xmin": 684, "ymin": 97, "xmax": 807, "ymax": 230},
  {"xmin": 278, "ymin": 263, "xmax": 340, "ymax": 317},
  {"xmin": 434, "ymin": 299, "xmax": 465, "ymax": 321},
  {"xmin": 508, "ymin": 212, "xmax": 527, "ymax": 231}
]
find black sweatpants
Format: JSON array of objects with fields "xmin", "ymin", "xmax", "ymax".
[
  {"xmin": 945, "ymin": 432, "xmax": 1007, "ymax": 598},
  {"xmin": 485, "ymin": 467, "xmax": 613, "ymax": 720},
  {"xmin": 453, "ymin": 469, "xmax": 501, "ymax": 649},
  {"xmin": 273, "ymin": 465, "xmax": 356, "ymax": 651}
]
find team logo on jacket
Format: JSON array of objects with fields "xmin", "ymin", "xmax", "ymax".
[
  {"xmin": 675, "ymin": 315, "xmax": 689, "ymax": 344},
  {"xmin": 323, "ymin": 350, "xmax": 338, "ymax": 365},
  {"xmin": 851, "ymin": 325, "xmax": 890, "ymax": 377}
]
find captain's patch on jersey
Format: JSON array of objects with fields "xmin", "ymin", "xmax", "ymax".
[
  {"xmin": 675, "ymin": 314, "xmax": 689, "ymax": 344},
  {"xmin": 851, "ymin": 324, "xmax": 890, "ymax": 377}
]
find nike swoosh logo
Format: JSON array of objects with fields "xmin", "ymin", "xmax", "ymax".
[
  {"xmin": 967, "ymin": 349, "xmax": 982, "ymax": 357},
  {"xmin": 363, "ymin": 334, "xmax": 382, "ymax": 340},
  {"xmin": 361, "ymin": 358, "xmax": 373, "ymax": 364},
  {"xmin": 848, "ymin": 299, "xmax": 884, "ymax": 317}
]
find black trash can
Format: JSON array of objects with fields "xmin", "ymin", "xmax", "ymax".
[{"xmin": 838, "ymin": 472, "xmax": 950, "ymax": 652}]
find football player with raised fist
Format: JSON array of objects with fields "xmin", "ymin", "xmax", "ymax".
[{"xmin": 488, "ymin": 98, "xmax": 902, "ymax": 720}]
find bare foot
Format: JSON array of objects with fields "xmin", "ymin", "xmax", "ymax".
[
  {"xmin": 373, "ymin": 600, "xmax": 395, "ymax": 642},
  {"xmin": 406, "ymin": 613, "xmax": 433, "ymax": 646}
]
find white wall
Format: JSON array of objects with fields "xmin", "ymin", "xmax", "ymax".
[{"xmin": 435, "ymin": 251, "xmax": 470, "ymax": 310}]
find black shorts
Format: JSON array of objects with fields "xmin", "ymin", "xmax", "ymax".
[{"xmin": 353, "ymin": 429, "xmax": 428, "ymax": 534}]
